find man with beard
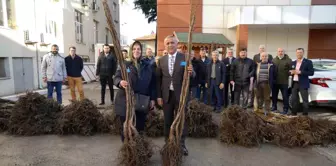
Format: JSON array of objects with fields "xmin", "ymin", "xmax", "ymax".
[
  {"xmin": 41, "ymin": 44, "xmax": 67, "ymax": 104},
  {"xmin": 156, "ymin": 35, "xmax": 195, "ymax": 156},
  {"xmin": 230, "ymin": 48, "xmax": 255, "ymax": 109},
  {"xmin": 271, "ymin": 48, "xmax": 292, "ymax": 114},
  {"xmin": 96, "ymin": 44, "xmax": 117, "ymax": 105}
]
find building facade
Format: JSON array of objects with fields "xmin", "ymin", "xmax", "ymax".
[
  {"xmin": 0, "ymin": 0, "xmax": 120, "ymax": 96},
  {"xmin": 157, "ymin": 0, "xmax": 336, "ymax": 59}
]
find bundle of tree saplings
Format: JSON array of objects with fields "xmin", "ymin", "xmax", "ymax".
[
  {"xmin": 8, "ymin": 92, "xmax": 62, "ymax": 135},
  {"xmin": 104, "ymin": 109, "xmax": 122, "ymax": 135},
  {"xmin": 186, "ymin": 99, "xmax": 218, "ymax": 138},
  {"xmin": 273, "ymin": 116, "xmax": 336, "ymax": 147},
  {"xmin": 219, "ymin": 105, "xmax": 336, "ymax": 148},
  {"xmin": 57, "ymin": 99, "xmax": 110, "ymax": 136},
  {"xmin": 219, "ymin": 105, "xmax": 268, "ymax": 147},
  {"xmin": 145, "ymin": 110, "xmax": 164, "ymax": 137},
  {"xmin": 0, "ymin": 98, "xmax": 15, "ymax": 132}
]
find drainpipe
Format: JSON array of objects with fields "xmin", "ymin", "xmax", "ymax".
[{"xmin": 33, "ymin": 0, "xmax": 42, "ymax": 89}]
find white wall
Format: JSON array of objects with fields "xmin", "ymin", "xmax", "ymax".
[{"xmin": 247, "ymin": 27, "xmax": 309, "ymax": 59}]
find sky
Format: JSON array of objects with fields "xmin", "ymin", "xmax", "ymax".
[{"xmin": 119, "ymin": 0, "xmax": 157, "ymax": 45}]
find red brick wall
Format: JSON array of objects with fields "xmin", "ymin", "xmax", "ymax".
[
  {"xmin": 157, "ymin": 0, "xmax": 202, "ymax": 55},
  {"xmin": 308, "ymin": 29, "xmax": 336, "ymax": 59},
  {"xmin": 235, "ymin": 25, "xmax": 248, "ymax": 56}
]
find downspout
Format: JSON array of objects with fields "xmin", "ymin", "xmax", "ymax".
[{"xmin": 33, "ymin": 0, "xmax": 42, "ymax": 89}]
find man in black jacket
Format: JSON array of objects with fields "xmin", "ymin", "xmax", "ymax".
[
  {"xmin": 197, "ymin": 49, "xmax": 210, "ymax": 104},
  {"xmin": 190, "ymin": 50, "xmax": 202, "ymax": 99},
  {"xmin": 222, "ymin": 48, "xmax": 235, "ymax": 108},
  {"xmin": 96, "ymin": 44, "xmax": 117, "ymax": 105},
  {"xmin": 230, "ymin": 49, "xmax": 255, "ymax": 109}
]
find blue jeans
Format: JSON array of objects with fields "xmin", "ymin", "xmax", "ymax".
[
  {"xmin": 196, "ymin": 82, "xmax": 208, "ymax": 104},
  {"xmin": 209, "ymin": 79, "xmax": 223, "ymax": 110},
  {"xmin": 47, "ymin": 81, "xmax": 63, "ymax": 104},
  {"xmin": 120, "ymin": 111, "xmax": 147, "ymax": 142}
]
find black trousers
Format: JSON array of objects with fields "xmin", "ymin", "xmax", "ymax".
[
  {"xmin": 223, "ymin": 80, "xmax": 234, "ymax": 107},
  {"xmin": 119, "ymin": 111, "xmax": 147, "ymax": 142},
  {"xmin": 234, "ymin": 84, "xmax": 249, "ymax": 109},
  {"xmin": 291, "ymin": 82, "xmax": 309, "ymax": 115},
  {"xmin": 100, "ymin": 75, "xmax": 114, "ymax": 103},
  {"xmin": 163, "ymin": 90, "xmax": 188, "ymax": 145}
]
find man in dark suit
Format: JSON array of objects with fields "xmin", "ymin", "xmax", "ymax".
[
  {"xmin": 197, "ymin": 49, "xmax": 210, "ymax": 104},
  {"xmin": 222, "ymin": 48, "xmax": 235, "ymax": 108},
  {"xmin": 290, "ymin": 48, "xmax": 314, "ymax": 116},
  {"xmin": 250, "ymin": 45, "xmax": 273, "ymax": 108},
  {"xmin": 156, "ymin": 35, "xmax": 195, "ymax": 156}
]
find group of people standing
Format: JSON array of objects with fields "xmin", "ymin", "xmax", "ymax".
[
  {"xmin": 41, "ymin": 36, "xmax": 314, "ymax": 157},
  {"xmin": 186, "ymin": 44, "xmax": 314, "ymax": 116}
]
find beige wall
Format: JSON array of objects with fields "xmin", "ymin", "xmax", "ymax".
[{"xmin": 247, "ymin": 27, "xmax": 309, "ymax": 59}]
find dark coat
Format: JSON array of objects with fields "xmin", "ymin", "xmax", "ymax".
[
  {"xmin": 291, "ymin": 58, "xmax": 314, "ymax": 89},
  {"xmin": 156, "ymin": 52, "xmax": 195, "ymax": 103},
  {"xmin": 206, "ymin": 60, "xmax": 226, "ymax": 85},
  {"xmin": 199, "ymin": 57, "xmax": 211, "ymax": 83},
  {"xmin": 222, "ymin": 57, "xmax": 236, "ymax": 82},
  {"xmin": 190, "ymin": 58, "xmax": 202, "ymax": 87},
  {"xmin": 255, "ymin": 61, "xmax": 277, "ymax": 89},
  {"xmin": 96, "ymin": 52, "xmax": 117, "ymax": 76},
  {"xmin": 65, "ymin": 55, "xmax": 83, "ymax": 77},
  {"xmin": 114, "ymin": 58, "xmax": 156, "ymax": 116},
  {"xmin": 230, "ymin": 57, "xmax": 255, "ymax": 85}
]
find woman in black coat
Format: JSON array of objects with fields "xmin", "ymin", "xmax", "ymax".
[{"xmin": 114, "ymin": 41, "xmax": 156, "ymax": 142}]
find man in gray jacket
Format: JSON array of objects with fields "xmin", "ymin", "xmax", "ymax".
[{"xmin": 41, "ymin": 44, "xmax": 67, "ymax": 104}]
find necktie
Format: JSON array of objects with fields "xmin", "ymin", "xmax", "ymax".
[
  {"xmin": 229, "ymin": 58, "xmax": 232, "ymax": 64},
  {"xmin": 169, "ymin": 55, "xmax": 175, "ymax": 76}
]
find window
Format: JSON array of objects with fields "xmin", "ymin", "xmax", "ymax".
[
  {"xmin": 105, "ymin": 28, "xmax": 109, "ymax": 44},
  {"xmin": 75, "ymin": 10, "xmax": 83, "ymax": 43},
  {"xmin": 93, "ymin": 20, "xmax": 98, "ymax": 43},
  {"xmin": 1, "ymin": 0, "xmax": 16, "ymax": 28},
  {"xmin": 45, "ymin": 20, "xmax": 57, "ymax": 37},
  {"xmin": 0, "ymin": 57, "xmax": 10, "ymax": 78},
  {"xmin": 313, "ymin": 61, "xmax": 336, "ymax": 71}
]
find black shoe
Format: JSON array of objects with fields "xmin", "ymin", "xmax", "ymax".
[
  {"xmin": 99, "ymin": 102, "xmax": 105, "ymax": 105},
  {"xmin": 182, "ymin": 145, "xmax": 188, "ymax": 156}
]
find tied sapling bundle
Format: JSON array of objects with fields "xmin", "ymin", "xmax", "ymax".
[
  {"xmin": 161, "ymin": 1, "xmax": 197, "ymax": 165},
  {"xmin": 102, "ymin": 1, "xmax": 153, "ymax": 166}
]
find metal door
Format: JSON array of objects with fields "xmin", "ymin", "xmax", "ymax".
[
  {"xmin": 13, "ymin": 58, "xmax": 25, "ymax": 94},
  {"xmin": 22, "ymin": 58, "xmax": 34, "ymax": 91}
]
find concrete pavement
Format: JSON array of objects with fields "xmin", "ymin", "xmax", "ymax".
[{"xmin": 0, "ymin": 82, "xmax": 336, "ymax": 166}]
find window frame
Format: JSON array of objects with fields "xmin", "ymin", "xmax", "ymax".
[
  {"xmin": 74, "ymin": 10, "xmax": 84, "ymax": 44},
  {"xmin": 0, "ymin": 57, "xmax": 10, "ymax": 79},
  {"xmin": 1, "ymin": 0, "xmax": 15, "ymax": 29}
]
